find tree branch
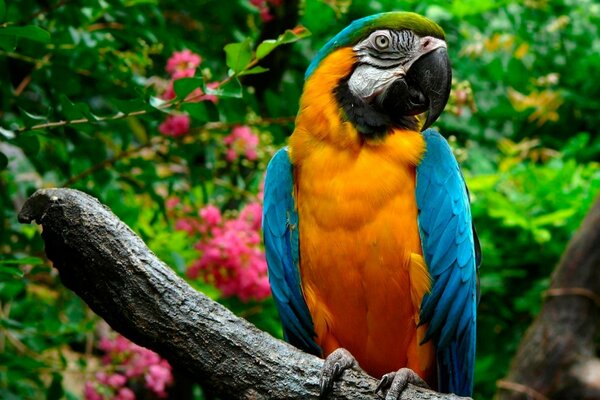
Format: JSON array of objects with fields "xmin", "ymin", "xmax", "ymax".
[
  {"xmin": 18, "ymin": 188, "xmax": 469, "ymax": 400},
  {"xmin": 497, "ymin": 196, "xmax": 600, "ymax": 400}
]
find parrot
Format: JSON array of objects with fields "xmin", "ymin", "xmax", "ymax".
[{"xmin": 262, "ymin": 11, "xmax": 480, "ymax": 399}]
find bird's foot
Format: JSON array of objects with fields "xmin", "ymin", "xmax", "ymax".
[
  {"xmin": 375, "ymin": 368, "xmax": 429, "ymax": 400},
  {"xmin": 319, "ymin": 348, "xmax": 358, "ymax": 398}
]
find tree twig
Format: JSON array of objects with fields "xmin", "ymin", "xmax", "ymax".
[
  {"xmin": 61, "ymin": 116, "xmax": 294, "ymax": 187},
  {"xmin": 18, "ymin": 188, "xmax": 470, "ymax": 400}
]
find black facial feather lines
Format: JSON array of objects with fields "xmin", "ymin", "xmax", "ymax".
[
  {"xmin": 358, "ymin": 29, "xmax": 417, "ymax": 69},
  {"xmin": 398, "ymin": 30, "xmax": 416, "ymax": 52},
  {"xmin": 390, "ymin": 30, "xmax": 401, "ymax": 49}
]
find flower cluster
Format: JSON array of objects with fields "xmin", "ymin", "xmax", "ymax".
[
  {"xmin": 84, "ymin": 335, "xmax": 173, "ymax": 400},
  {"xmin": 158, "ymin": 49, "xmax": 219, "ymax": 137},
  {"xmin": 249, "ymin": 0, "xmax": 281, "ymax": 22},
  {"xmin": 158, "ymin": 114, "xmax": 190, "ymax": 137},
  {"xmin": 174, "ymin": 200, "xmax": 270, "ymax": 302},
  {"xmin": 223, "ymin": 125, "xmax": 259, "ymax": 161}
]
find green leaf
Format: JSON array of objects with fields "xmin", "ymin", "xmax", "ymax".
[
  {"xmin": 256, "ymin": 26, "xmax": 311, "ymax": 60},
  {"xmin": 0, "ymin": 151, "xmax": 7, "ymax": 170},
  {"xmin": 173, "ymin": 77, "xmax": 204, "ymax": 99},
  {"xmin": 0, "ymin": 34, "xmax": 16, "ymax": 51},
  {"xmin": 0, "ymin": 353, "xmax": 48, "ymax": 370},
  {"xmin": 532, "ymin": 208, "xmax": 577, "ymax": 227},
  {"xmin": 15, "ymin": 133, "xmax": 40, "ymax": 156},
  {"xmin": 0, "ymin": 0, "xmax": 5, "ymax": 23},
  {"xmin": 238, "ymin": 66, "xmax": 269, "ymax": 77},
  {"xmin": 19, "ymin": 108, "xmax": 48, "ymax": 127},
  {"xmin": 0, "ymin": 265, "xmax": 24, "ymax": 279},
  {"xmin": 206, "ymin": 78, "xmax": 242, "ymax": 99},
  {"xmin": 46, "ymin": 374, "xmax": 64, "ymax": 400},
  {"xmin": 224, "ymin": 38, "xmax": 253, "ymax": 74},
  {"xmin": 149, "ymin": 96, "xmax": 169, "ymax": 111},
  {"xmin": 59, "ymin": 95, "xmax": 95, "ymax": 121},
  {"xmin": 465, "ymin": 174, "xmax": 499, "ymax": 191},
  {"xmin": 0, "ymin": 126, "xmax": 15, "ymax": 139},
  {"xmin": 181, "ymin": 102, "xmax": 209, "ymax": 122},
  {"xmin": 0, "ymin": 26, "xmax": 51, "ymax": 43},
  {"xmin": 124, "ymin": 0, "xmax": 157, "ymax": 5},
  {"xmin": 0, "ymin": 257, "xmax": 44, "ymax": 265},
  {"xmin": 127, "ymin": 117, "xmax": 148, "ymax": 144},
  {"xmin": 0, "ymin": 317, "xmax": 24, "ymax": 329},
  {"xmin": 111, "ymin": 98, "xmax": 151, "ymax": 115},
  {"xmin": 0, "ymin": 280, "xmax": 25, "ymax": 300},
  {"xmin": 278, "ymin": 26, "xmax": 311, "ymax": 43},
  {"xmin": 255, "ymin": 40, "xmax": 277, "ymax": 60},
  {"xmin": 450, "ymin": 0, "xmax": 500, "ymax": 17}
]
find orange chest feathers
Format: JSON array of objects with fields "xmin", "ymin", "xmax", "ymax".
[{"xmin": 289, "ymin": 131, "xmax": 435, "ymax": 381}]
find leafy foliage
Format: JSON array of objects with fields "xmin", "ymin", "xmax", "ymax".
[{"xmin": 1, "ymin": 0, "xmax": 599, "ymax": 399}]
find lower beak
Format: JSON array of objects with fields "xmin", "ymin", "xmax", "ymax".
[{"xmin": 407, "ymin": 47, "xmax": 452, "ymax": 131}]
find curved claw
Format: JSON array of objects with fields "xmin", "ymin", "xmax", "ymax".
[
  {"xmin": 375, "ymin": 372, "xmax": 396, "ymax": 395},
  {"xmin": 375, "ymin": 368, "xmax": 429, "ymax": 400},
  {"xmin": 319, "ymin": 348, "xmax": 357, "ymax": 398}
]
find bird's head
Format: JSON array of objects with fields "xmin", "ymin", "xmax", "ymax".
[{"xmin": 301, "ymin": 12, "xmax": 451, "ymax": 140}]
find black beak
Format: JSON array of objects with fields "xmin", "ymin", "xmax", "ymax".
[
  {"xmin": 408, "ymin": 47, "xmax": 452, "ymax": 131},
  {"xmin": 379, "ymin": 47, "xmax": 451, "ymax": 131}
]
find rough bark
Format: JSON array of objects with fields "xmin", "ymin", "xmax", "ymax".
[
  {"xmin": 497, "ymin": 197, "xmax": 600, "ymax": 400},
  {"xmin": 18, "ymin": 188, "xmax": 469, "ymax": 400}
]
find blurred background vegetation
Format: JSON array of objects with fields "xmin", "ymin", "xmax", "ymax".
[{"xmin": 1, "ymin": 0, "xmax": 599, "ymax": 398}]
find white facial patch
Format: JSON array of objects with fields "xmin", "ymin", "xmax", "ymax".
[{"xmin": 348, "ymin": 64, "xmax": 405, "ymax": 101}]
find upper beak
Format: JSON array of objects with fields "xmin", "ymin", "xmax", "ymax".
[{"xmin": 407, "ymin": 47, "xmax": 452, "ymax": 131}]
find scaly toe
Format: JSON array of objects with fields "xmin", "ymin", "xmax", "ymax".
[
  {"xmin": 375, "ymin": 368, "xmax": 429, "ymax": 400},
  {"xmin": 319, "ymin": 348, "xmax": 357, "ymax": 398}
]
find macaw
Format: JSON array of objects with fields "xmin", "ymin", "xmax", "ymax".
[{"xmin": 262, "ymin": 11, "xmax": 480, "ymax": 398}]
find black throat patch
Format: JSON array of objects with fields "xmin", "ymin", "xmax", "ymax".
[{"xmin": 334, "ymin": 78, "xmax": 419, "ymax": 139}]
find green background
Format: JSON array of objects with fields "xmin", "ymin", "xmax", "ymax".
[{"xmin": 1, "ymin": 0, "xmax": 599, "ymax": 398}]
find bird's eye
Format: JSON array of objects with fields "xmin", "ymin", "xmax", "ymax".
[{"xmin": 374, "ymin": 34, "xmax": 390, "ymax": 50}]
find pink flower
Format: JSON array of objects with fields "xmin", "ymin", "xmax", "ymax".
[
  {"xmin": 185, "ymin": 200, "xmax": 270, "ymax": 302},
  {"xmin": 223, "ymin": 126, "xmax": 259, "ymax": 161},
  {"xmin": 161, "ymin": 50, "xmax": 208, "ymax": 102},
  {"xmin": 240, "ymin": 202, "xmax": 262, "ymax": 231},
  {"xmin": 84, "ymin": 382, "xmax": 102, "ymax": 400},
  {"xmin": 162, "ymin": 82, "xmax": 176, "ymax": 100},
  {"xmin": 175, "ymin": 217, "xmax": 199, "ymax": 235},
  {"xmin": 115, "ymin": 387, "xmax": 135, "ymax": 400},
  {"xmin": 226, "ymin": 148, "xmax": 237, "ymax": 161},
  {"xmin": 166, "ymin": 197, "xmax": 180, "ymax": 210},
  {"xmin": 172, "ymin": 68, "xmax": 196, "ymax": 80},
  {"xmin": 249, "ymin": 0, "xmax": 275, "ymax": 22},
  {"xmin": 200, "ymin": 205, "xmax": 222, "ymax": 227},
  {"xmin": 260, "ymin": 7, "xmax": 273, "ymax": 22},
  {"xmin": 166, "ymin": 49, "xmax": 202, "ymax": 76},
  {"xmin": 159, "ymin": 114, "xmax": 190, "ymax": 137},
  {"xmin": 257, "ymin": 178, "xmax": 265, "ymax": 202},
  {"xmin": 87, "ymin": 334, "xmax": 174, "ymax": 399},
  {"xmin": 145, "ymin": 363, "xmax": 173, "ymax": 398},
  {"xmin": 107, "ymin": 373, "xmax": 127, "ymax": 388}
]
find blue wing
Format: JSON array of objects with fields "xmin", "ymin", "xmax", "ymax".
[
  {"xmin": 416, "ymin": 129, "xmax": 479, "ymax": 396},
  {"xmin": 262, "ymin": 148, "xmax": 321, "ymax": 355}
]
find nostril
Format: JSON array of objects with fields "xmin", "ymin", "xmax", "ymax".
[{"xmin": 423, "ymin": 39, "xmax": 431, "ymax": 49}]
